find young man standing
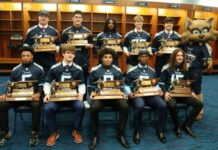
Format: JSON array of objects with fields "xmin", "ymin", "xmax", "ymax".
[
  {"xmin": 152, "ymin": 17, "xmax": 181, "ymax": 77},
  {"xmin": 123, "ymin": 15, "xmax": 151, "ymax": 69},
  {"xmin": 23, "ymin": 10, "xmax": 59, "ymax": 74}
]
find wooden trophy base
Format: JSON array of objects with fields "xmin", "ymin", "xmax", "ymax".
[
  {"xmin": 6, "ymin": 96, "xmax": 33, "ymax": 101},
  {"xmin": 105, "ymin": 46, "xmax": 123, "ymax": 53},
  {"xmin": 134, "ymin": 87, "xmax": 160, "ymax": 97},
  {"xmin": 91, "ymin": 94, "xmax": 127, "ymax": 100},
  {"xmin": 34, "ymin": 45, "xmax": 56, "ymax": 52},
  {"xmin": 49, "ymin": 96, "xmax": 78, "ymax": 102},
  {"xmin": 69, "ymin": 40, "xmax": 89, "ymax": 46},
  {"xmin": 171, "ymin": 88, "xmax": 192, "ymax": 97},
  {"xmin": 157, "ymin": 47, "xmax": 178, "ymax": 54}
]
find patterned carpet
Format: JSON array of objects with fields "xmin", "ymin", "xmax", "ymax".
[{"xmin": 0, "ymin": 75, "xmax": 218, "ymax": 150}]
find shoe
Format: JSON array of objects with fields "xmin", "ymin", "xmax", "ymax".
[
  {"xmin": 46, "ymin": 132, "xmax": 59, "ymax": 147},
  {"xmin": 72, "ymin": 129, "xmax": 83, "ymax": 144},
  {"xmin": 0, "ymin": 130, "xmax": 12, "ymax": 146},
  {"xmin": 89, "ymin": 136, "xmax": 99, "ymax": 150},
  {"xmin": 29, "ymin": 131, "xmax": 39, "ymax": 147},
  {"xmin": 156, "ymin": 132, "xmax": 167, "ymax": 143},
  {"xmin": 182, "ymin": 126, "xmax": 196, "ymax": 138},
  {"xmin": 133, "ymin": 131, "xmax": 140, "ymax": 145},
  {"xmin": 174, "ymin": 127, "xmax": 182, "ymax": 138},
  {"xmin": 117, "ymin": 135, "xmax": 130, "ymax": 148}
]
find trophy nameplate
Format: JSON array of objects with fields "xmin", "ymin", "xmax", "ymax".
[
  {"xmin": 157, "ymin": 40, "xmax": 180, "ymax": 54},
  {"xmin": 103, "ymin": 39, "xmax": 122, "ymax": 52},
  {"xmin": 133, "ymin": 78, "xmax": 160, "ymax": 97},
  {"xmin": 170, "ymin": 80, "xmax": 193, "ymax": 97},
  {"xmin": 130, "ymin": 41, "xmax": 151, "ymax": 55},
  {"xmin": 5, "ymin": 80, "xmax": 37, "ymax": 101},
  {"xmin": 49, "ymin": 80, "xmax": 80, "ymax": 102},
  {"xmin": 91, "ymin": 80, "xmax": 127, "ymax": 100},
  {"xmin": 33, "ymin": 36, "xmax": 57, "ymax": 52},
  {"xmin": 67, "ymin": 32, "xmax": 90, "ymax": 46}
]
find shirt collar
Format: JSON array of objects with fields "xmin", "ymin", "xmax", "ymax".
[
  {"xmin": 38, "ymin": 24, "xmax": 48, "ymax": 29},
  {"xmin": 165, "ymin": 29, "xmax": 173, "ymax": 35},
  {"xmin": 62, "ymin": 61, "xmax": 73, "ymax": 67},
  {"xmin": 138, "ymin": 63, "xmax": 148, "ymax": 69},
  {"xmin": 134, "ymin": 28, "xmax": 143, "ymax": 33}
]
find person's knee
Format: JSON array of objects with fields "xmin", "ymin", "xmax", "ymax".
[
  {"xmin": 133, "ymin": 98, "xmax": 144, "ymax": 110},
  {"xmin": 90, "ymin": 102, "xmax": 101, "ymax": 112},
  {"xmin": 197, "ymin": 101, "xmax": 204, "ymax": 109},
  {"xmin": 75, "ymin": 102, "xmax": 85, "ymax": 111},
  {"xmin": 167, "ymin": 99, "xmax": 177, "ymax": 109},
  {"xmin": 44, "ymin": 103, "xmax": 55, "ymax": 113},
  {"xmin": 0, "ymin": 102, "xmax": 9, "ymax": 110},
  {"xmin": 31, "ymin": 102, "xmax": 41, "ymax": 110}
]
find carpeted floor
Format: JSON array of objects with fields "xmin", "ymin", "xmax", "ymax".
[{"xmin": 0, "ymin": 75, "xmax": 218, "ymax": 150}]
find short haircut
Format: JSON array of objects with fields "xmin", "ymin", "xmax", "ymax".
[
  {"xmin": 134, "ymin": 15, "xmax": 144, "ymax": 22},
  {"xmin": 163, "ymin": 17, "xmax": 175, "ymax": 24},
  {"xmin": 61, "ymin": 44, "xmax": 76, "ymax": 53},
  {"xmin": 73, "ymin": 10, "xmax": 83, "ymax": 17},
  {"xmin": 19, "ymin": 46, "xmax": 34, "ymax": 55}
]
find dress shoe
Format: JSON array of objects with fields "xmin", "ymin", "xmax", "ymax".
[
  {"xmin": 133, "ymin": 131, "xmax": 140, "ymax": 145},
  {"xmin": 156, "ymin": 132, "xmax": 167, "ymax": 143},
  {"xmin": 117, "ymin": 135, "xmax": 130, "ymax": 148},
  {"xmin": 72, "ymin": 129, "xmax": 83, "ymax": 144},
  {"xmin": 174, "ymin": 127, "xmax": 182, "ymax": 138},
  {"xmin": 182, "ymin": 126, "xmax": 196, "ymax": 138},
  {"xmin": 46, "ymin": 132, "xmax": 59, "ymax": 147},
  {"xmin": 89, "ymin": 136, "xmax": 99, "ymax": 150}
]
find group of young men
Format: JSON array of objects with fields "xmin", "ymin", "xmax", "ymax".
[{"xmin": 0, "ymin": 9, "xmax": 209, "ymax": 150}]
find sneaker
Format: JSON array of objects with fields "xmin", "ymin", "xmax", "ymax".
[
  {"xmin": 46, "ymin": 132, "xmax": 59, "ymax": 147},
  {"xmin": 29, "ymin": 131, "xmax": 39, "ymax": 147},
  {"xmin": 0, "ymin": 131, "xmax": 12, "ymax": 146},
  {"xmin": 72, "ymin": 130, "xmax": 83, "ymax": 144}
]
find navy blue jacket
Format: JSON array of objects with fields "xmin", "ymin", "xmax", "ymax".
[
  {"xmin": 10, "ymin": 62, "xmax": 44, "ymax": 93},
  {"xmin": 181, "ymin": 43, "xmax": 211, "ymax": 70},
  {"xmin": 124, "ymin": 63, "xmax": 156, "ymax": 95},
  {"xmin": 123, "ymin": 29, "xmax": 150, "ymax": 66},
  {"xmin": 152, "ymin": 30, "xmax": 181, "ymax": 69},
  {"xmin": 23, "ymin": 25, "xmax": 59, "ymax": 70},
  {"xmin": 89, "ymin": 64, "xmax": 123, "ymax": 92},
  {"xmin": 159, "ymin": 64, "xmax": 190, "ymax": 94},
  {"xmin": 44, "ymin": 62, "xmax": 85, "ymax": 95},
  {"xmin": 95, "ymin": 32, "xmax": 122, "ymax": 50},
  {"xmin": 61, "ymin": 26, "xmax": 94, "ymax": 69},
  {"xmin": 45, "ymin": 62, "xmax": 84, "ymax": 83}
]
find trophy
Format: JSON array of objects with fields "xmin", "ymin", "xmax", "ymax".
[
  {"xmin": 66, "ymin": 32, "xmax": 90, "ymax": 46},
  {"xmin": 33, "ymin": 35, "xmax": 57, "ymax": 52},
  {"xmin": 170, "ymin": 79, "xmax": 193, "ymax": 97},
  {"xmin": 90, "ymin": 80, "xmax": 127, "ymax": 100},
  {"xmin": 157, "ymin": 39, "xmax": 180, "ymax": 54},
  {"xmin": 5, "ymin": 80, "xmax": 37, "ymax": 101},
  {"xmin": 103, "ymin": 39, "xmax": 122, "ymax": 52},
  {"xmin": 130, "ymin": 41, "xmax": 151, "ymax": 55},
  {"xmin": 49, "ymin": 80, "xmax": 80, "ymax": 102},
  {"xmin": 133, "ymin": 78, "xmax": 160, "ymax": 97}
]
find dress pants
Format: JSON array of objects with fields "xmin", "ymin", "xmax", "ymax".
[
  {"xmin": 44, "ymin": 101, "xmax": 84, "ymax": 133},
  {"xmin": 132, "ymin": 96, "xmax": 168, "ymax": 133},
  {"xmin": 90, "ymin": 100, "xmax": 128, "ymax": 136}
]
